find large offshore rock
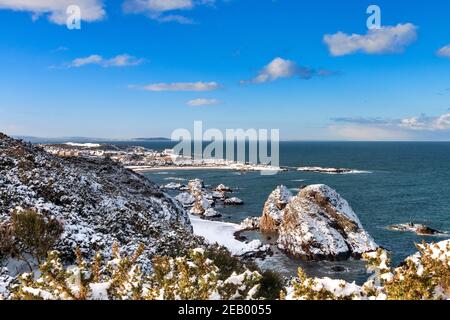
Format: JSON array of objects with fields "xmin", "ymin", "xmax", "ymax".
[{"xmin": 276, "ymin": 184, "xmax": 378, "ymax": 260}]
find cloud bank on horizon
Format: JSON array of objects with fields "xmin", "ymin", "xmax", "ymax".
[{"xmin": 330, "ymin": 113, "xmax": 450, "ymax": 141}]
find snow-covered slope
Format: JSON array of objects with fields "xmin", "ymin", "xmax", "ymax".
[
  {"xmin": 189, "ymin": 215, "xmax": 268, "ymax": 256},
  {"xmin": 0, "ymin": 133, "xmax": 202, "ymax": 273},
  {"xmin": 277, "ymin": 184, "xmax": 378, "ymax": 260}
]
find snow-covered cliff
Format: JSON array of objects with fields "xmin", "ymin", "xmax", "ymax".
[{"xmin": 0, "ymin": 134, "xmax": 202, "ymax": 273}]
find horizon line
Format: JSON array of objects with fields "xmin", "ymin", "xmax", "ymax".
[{"xmin": 9, "ymin": 134, "xmax": 450, "ymax": 143}]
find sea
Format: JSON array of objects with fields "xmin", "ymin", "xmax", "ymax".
[{"xmin": 36, "ymin": 139, "xmax": 450, "ymax": 283}]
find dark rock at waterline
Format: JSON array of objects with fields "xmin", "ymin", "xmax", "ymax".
[
  {"xmin": 387, "ymin": 223, "xmax": 445, "ymax": 236},
  {"xmin": 331, "ymin": 265, "xmax": 346, "ymax": 272}
]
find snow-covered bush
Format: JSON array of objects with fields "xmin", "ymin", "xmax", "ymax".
[
  {"xmin": 146, "ymin": 248, "xmax": 261, "ymax": 300},
  {"xmin": 12, "ymin": 243, "xmax": 145, "ymax": 300},
  {"xmin": 8, "ymin": 240, "xmax": 450, "ymax": 300},
  {"xmin": 282, "ymin": 267, "xmax": 376, "ymax": 300},
  {"xmin": 11, "ymin": 245, "xmax": 261, "ymax": 300},
  {"xmin": 0, "ymin": 208, "xmax": 63, "ymax": 271},
  {"xmin": 0, "ymin": 222, "xmax": 14, "ymax": 260},
  {"xmin": 383, "ymin": 241, "xmax": 449, "ymax": 300},
  {"xmin": 283, "ymin": 240, "xmax": 449, "ymax": 300},
  {"xmin": 204, "ymin": 245, "xmax": 284, "ymax": 300}
]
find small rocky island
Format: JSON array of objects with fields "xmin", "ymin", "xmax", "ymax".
[
  {"xmin": 297, "ymin": 167, "xmax": 370, "ymax": 174},
  {"xmin": 243, "ymin": 184, "xmax": 379, "ymax": 261},
  {"xmin": 171, "ymin": 179, "xmax": 244, "ymax": 218},
  {"xmin": 387, "ymin": 223, "xmax": 445, "ymax": 236},
  {"xmin": 276, "ymin": 184, "xmax": 378, "ymax": 260}
]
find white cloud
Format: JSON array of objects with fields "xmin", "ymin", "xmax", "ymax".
[
  {"xmin": 103, "ymin": 54, "xmax": 144, "ymax": 67},
  {"xmin": 71, "ymin": 54, "xmax": 103, "ymax": 67},
  {"xmin": 69, "ymin": 54, "xmax": 144, "ymax": 68},
  {"xmin": 242, "ymin": 57, "xmax": 333, "ymax": 84},
  {"xmin": 135, "ymin": 81, "xmax": 220, "ymax": 92},
  {"xmin": 324, "ymin": 23, "xmax": 417, "ymax": 56},
  {"xmin": 187, "ymin": 98, "xmax": 220, "ymax": 106},
  {"xmin": 251, "ymin": 57, "xmax": 299, "ymax": 83},
  {"xmin": 124, "ymin": 0, "xmax": 194, "ymax": 13},
  {"xmin": 156, "ymin": 14, "xmax": 194, "ymax": 24},
  {"xmin": 123, "ymin": 0, "xmax": 215, "ymax": 24},
  {"xmin": 51, "ymin": 46, "xmax": 69, "ymax": 53},
  {"xmin": 437, "ymin": 45, "xmax": 450, "ymax": 58},
  {"xmin": 0, "ymin": 0, "xmax": 105, "ymax": 25}
]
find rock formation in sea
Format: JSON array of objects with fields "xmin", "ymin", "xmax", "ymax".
[
  {"xmin": 189, "ymin": 191, "xmax": 220, "ymax": 217},
  {"xmin": 172, "ymin": 179, "xmax": 241, "ymax": 217},
  {"xmin": 387, "ymin": 223, "xmax": 445, "ymax": 236},
  {"xmin": 258, "ymin": 184, "xmax": 378, "ymax": 260},
  {"xmin": 260, "ymin": 185, "xmax": 293, "ymax": 233},
  {"xmin": 224, "ymin": 197, "xmax": 244, "ymax": 206},
  {"xmin": 276, "ymin": 184, "xmax": 378, "ymax": 260},
  {"xmin": 161, "ymin": 182, "xmax": 184, "ymax": 190},
  {"xmin": 215, "ymin": 184, "xmax": 232, "ymax": 193},
  {"xmin": 240, "ymin": 217, "xmax": 261, "ymax": 231},
  {"xmin": 297, "ymin": 167, "xmax": 353, "ymax": 174},
  {"xmin": 177, "ymin": 179, "xmax": 220, "ymax": 217}
]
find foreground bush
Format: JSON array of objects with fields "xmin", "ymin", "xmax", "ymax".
[
  {"xmin": 204, "ymin": 244, "xmax": 284, "ymax": 300},
  {"xmin": 0, "ymin": 209, "xmax": 63, "ymax": 271},
  {"xmin": 4, "ymin": 240, "xmax": 449, "ymax": 300},
  {"xmin": 11, "ymin": 244, "xmax": 261, "ymax": 300},
  {"xmin": 284, "ymin": 240, "xmax": 449, "ymax": 300},
  {"xmin": 147, "ymin": 248, "xmax": 261, "ymax": 300}
]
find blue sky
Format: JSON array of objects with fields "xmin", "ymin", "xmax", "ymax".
[{"xmin": 1, "ymin": 0, "xmax": 450, "ymax": 140}]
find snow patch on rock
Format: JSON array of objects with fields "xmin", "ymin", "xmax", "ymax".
[
  {"xmin": 260, "ymin": 185, "xmax": 292, "ymax": 232},
  {"xmin": 189, "ymin": 215, "xmax": 268, "ymax": 256}
]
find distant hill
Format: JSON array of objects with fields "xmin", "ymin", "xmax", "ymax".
[
  {"xmin": 13, "ymin": 136, "xmax": 112, "ymax": 144},
  {"xmin": 13, "ymin": 136, "xmax": 171, "ymax": 144},
  {"xmin": 132, "ymin": 137, "xmax": 171, "ymax": 141}
]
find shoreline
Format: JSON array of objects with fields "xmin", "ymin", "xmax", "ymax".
[
  {"xmin": 127, "ymin": 165, "xmax": 284, "ymax": 173},
  {"xmin": 127, "ymin": 165, "xmax": 238, "ymax": 172}
]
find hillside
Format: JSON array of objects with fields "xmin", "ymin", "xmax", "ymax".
[{"xmin": 0, "ymin": 133, "xmax": 203, "ymax": 274}]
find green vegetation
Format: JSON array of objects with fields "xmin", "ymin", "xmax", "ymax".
[{"xmin": 0, "ymin": 209, "xmax": 63, "ymax": 271}]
